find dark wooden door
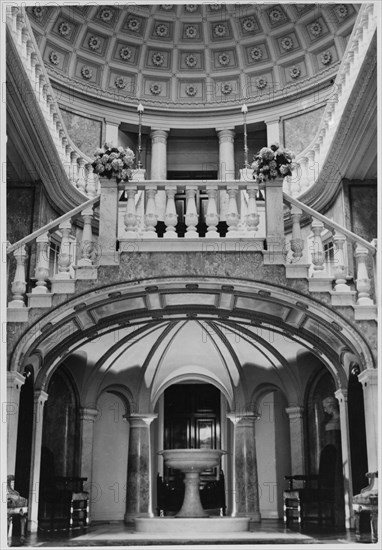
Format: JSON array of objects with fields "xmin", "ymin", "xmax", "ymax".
[{"xmin": 159, "ymin": 384, "xmax": 225, "ymax": 514}]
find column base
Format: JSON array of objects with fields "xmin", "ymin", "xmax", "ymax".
[
  {"xmin": 7, "ymin": 307, "xmax": 29, "ymax": 322},
  {"xmin": 285, "ymin": 264, "xmax": 310, "ymax": 279},
  {"xmin": 27, "ymin": 293, "xmax": 53, "ymax": 308},
  {"xmin": 309, "ymin": 276, "xmax": 333, "ymax": 293},
  {"xmin": 74, "ymin": 265, "xmax": 98, "ymax": 280},
  {"xmin": 353, "ymin": 304, "xmax": 377, "ymax": 321},
  {"xmin": 50, "ymin": 278, "xmax": 76, "ymax": 294}
]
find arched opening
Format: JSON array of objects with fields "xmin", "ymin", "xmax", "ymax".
[
  {"xmin": 348, "ymin": 368, "xmax": 368, "ymax": 495},
  {"xmin": 91, "ymin": 391, "xmax": 129, "ymax": 522},
  {"xmin": 38, "ymin": 367, "xmax": 80, "ymax": 529},
  {"xmin": 14, "ymin": 366, "xmax": 34, "ymax": 500},
  {"xmin": 305, "ymin": 369, "xmax": 345, "ymax": 528},
  {"xmin": 156, "ymin": 382, "xmax": 226, "ymax": 516},
  {"xmin": 256, "ymin": 389, "xmax": 291, "ymax": 519}
]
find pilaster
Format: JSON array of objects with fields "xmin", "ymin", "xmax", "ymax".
[{"xmin": 7, "ymin": 372, "xmax": 26, "ymax": 476}]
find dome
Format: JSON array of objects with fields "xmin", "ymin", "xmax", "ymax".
[{"xmin": 27, "ymin": 3, "xmax": 360, "ymax": 111}]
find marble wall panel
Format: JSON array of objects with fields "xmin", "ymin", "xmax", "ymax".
[
  {"xmin": 60, "ymin": 108, "xmax": 102, "ymax": 157},
  {"xmin": 283, "ymin": 106, "xmax": 325, "ymax": 154}
]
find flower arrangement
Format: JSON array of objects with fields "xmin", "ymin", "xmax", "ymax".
[
  {"xmin": 251, "ymin": 143, "xmax": 295, "ymax": 182},
  {"xmin": 92, "ymin": 143, "xmax": 135, "ymax": 182}
]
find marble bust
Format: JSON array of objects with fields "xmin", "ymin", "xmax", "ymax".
[{"xmin": 322, "ymin": 397, "xmax": 340, "ymax": 431}]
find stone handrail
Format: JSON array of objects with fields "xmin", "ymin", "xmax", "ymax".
[
  {"xmin": 7, "ymin": 196, "xmax": 100, "ymax": 255},
  {"xmin": 6, "ymin": 6, "xmax": 99, "ymax": 198},
  {"xmin": 285, "ymin": 3, "xmax": 377, "ymax": 197}
]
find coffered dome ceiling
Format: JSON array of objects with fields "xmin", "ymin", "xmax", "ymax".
[{"xmin": 27, "ymin": 3, "xmax": 360, "ymax": 110}]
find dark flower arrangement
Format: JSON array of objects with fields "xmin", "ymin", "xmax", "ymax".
[
  {"xmin": 92, "ymin": 143, "xmax": 135, "ymax": 183},
  {"xmin": 251, "ymin": 143, "xmax": 295, "ymax": 182}
]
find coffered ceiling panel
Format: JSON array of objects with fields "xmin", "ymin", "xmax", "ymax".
[{"xmin": 27, "ymin": 3, "xmax": 360, "ymax": 110}]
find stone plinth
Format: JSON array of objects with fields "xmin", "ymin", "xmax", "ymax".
[{"xmin": 135, "ymin": 517, "xmax": 250, "ymax": 533}]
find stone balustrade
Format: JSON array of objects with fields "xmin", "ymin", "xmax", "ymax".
[
  {"xmin": 285, "ymin": 3, "xmax": 377, "ymax": 197},
  {"xmin": 283, "ymin": 193, "xmax": 377, "ymax": 321},
  {"xmin": 7, "ymin": 197, "xmax": 99, "ymax": 321},
  {"xmin": 7, "ymin": 181, "xmax": 377, "ymax": 324},
  {"xmin": 6, "ymin": 6, "xmax": 99, "ymax": 198}
]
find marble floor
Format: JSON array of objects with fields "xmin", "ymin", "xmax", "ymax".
[{"xmin": 7, "ymin": 520, "xmax": 366, "ymax": 549}]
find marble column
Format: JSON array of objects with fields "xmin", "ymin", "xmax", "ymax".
[
  {"xmin": 335, "ymin": 388, "xmax": 354, "ymax": 528},
  {"xmin": 105, "ymin": 121, "xmax": 119, "ymax": 146},
  {"xmin": 7, "ymin": 372, "xmax": 26, "ymax": 476},
  {"xmin": 217, "ymin": 129, "xmax": 235, "ymax": 223},
  {"xmin": 79, "ymin": 408, "xmax": 98, "ymax": 498},
  {"xmin": 227, "ymin": 413, "xmax": 260, "ymax": 521},
  {"xmin": 28, "ymin": 390, "xmax": 49, "ymax": 533},
  {"xmin": 98, "ymin": 177, "xmax": 119, "ymax": 264},
  {"xmin": 358, "ymin": 369, "xmax": 378, "ymax": 472},
  {"xmin": 285, "ymin": 406, "xmax": 305, "ymax": 474},
  {"xmin": 124, "ymin": 413, "xmax": 157, "ymax": 522},
  {"xmin": 150, "ymin": 129, "xmax": 169, "ymax": 221},
  {"xmin": 265, "ymin": 118, "xmax": 280, "ymax": 145}
]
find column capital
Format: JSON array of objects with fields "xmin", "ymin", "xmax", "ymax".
[
  {"xmin": 125, "ymin": 413, "xmax": 158, "ymax": 427},
  {"xmin": 227, "ymin": 412, "xmax": 258, "ymax": 425},
  {"xmin": 358, "ymin": 368, "xmax": 378, "ymax": 387},
  {"xmin": 335, "ymin": 388, "xmax": 348, "ymax": 402},
  {"xmin": 7, "ymin": 371, "xmax": 26, "ymax": 391},
  {"xmin": 285, "ymin": 406, "xmax": 304, "ymax": 419},
  {"xmin": 80, "ymin": 407, "xmax": 99, "ymax": 422},
  {"xmin": 34, "ymin": 389, "xmax": 49, "ymax": 405},
  {"xmin": 216, "ymin": 128, "xmax": 235, "ymax": 144},
  {"xmin": 264, "ymin": 117, "xmax": 280, "ymax": 125},
  {"xmin": 150, "ymin": 129, "xmax": 169, "ymax": 144}
]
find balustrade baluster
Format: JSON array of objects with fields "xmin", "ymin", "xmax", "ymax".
[
  {"xmin": 77, "ymin": 208, "xmax": 94, "ymax": 267},
  {"xmin": 205, "ymin": 186, "xmax": 219, "ymax": 238},
  {"xmin": 143, "ymin": 186, "xmax": 158, "ymax": 238},
  {"xmin": 77, "ymin": 158, "xmax": 86, "ymax": 193},
  {"xmin": 124, "ymin": 186, "xmax": 138, "ymax": 238},
  {"xmin": 355, "ymin": 244, "xmax": 373, "ymax": 305},
  {"xmin": 32, "ymin": 232, "xmax": 50, "ymax": 293},
  {"xmin": 226, "ymin": 186, "xmax": 239, "ymax": 237},
  {"xmin": 310, "ymin": 219, "xmax": 327, "ymax": 276},
  {"xmin": 70, "ymin": 152, "xmax": 79, "ymax": 185},
  {"xmin": 333, "ymin": 232, "xmax": 349, "ymax": 292},
  {"xmin": 164, "ymin": 186, "xmax": 178, "ymax": 239},
  {"xmin": 8, "ymin": 246, "xmax": 27, "ymax": 308},
  {"xmin": 185, "ymin": 186, "xmax": 199, "ymax": 239},
  {"xmin": 56, "ymin": 220, "xmax": 73, "ymax": 279},
  {"xmin": 290, "ymin": 206, "xmax": 304, "ymax": 261},
  {"xmin": 245, "ymin": 186, "xmax": 259, "ymax": 236}
]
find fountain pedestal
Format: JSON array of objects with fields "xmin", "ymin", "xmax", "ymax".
[{"xmin": 158, "ymin": 449, "xmax": 226, "ymax": 518}]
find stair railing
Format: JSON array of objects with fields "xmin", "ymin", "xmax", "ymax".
[
  {"xmin": 283, "ymin": 192, "xmax": 377, "ymax": 321},
  {"xmin": 7, "ymin": 197, "xmax": 100, "ymax": 314}
]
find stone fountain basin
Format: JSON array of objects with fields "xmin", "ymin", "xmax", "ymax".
[{"xmin": 158, "ymin": 449, "xmax": 226, "ymax": 473}]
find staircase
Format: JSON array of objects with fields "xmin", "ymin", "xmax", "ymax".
[{"xmin": 6, "ymin": 4, "xmax": 378, "ymax": 330}]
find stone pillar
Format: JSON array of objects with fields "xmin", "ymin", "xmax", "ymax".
[
  {"xmin": 79, "ymin": 408, "xmax": 98, "ymax": 495},
  {"xmin": 285, "ymin": 406, "xmax": 305, "ymax": 474},
  {"xmin": 28, "ymin": 390, "xmax": 48, "ymax": 533},
  {"xmin": 124, "ymin": 413, "xmax": 157, "ymax": 522},
  {"xmin": 7, "ymin": 372, "xmax": 26, "ymax": 476},
  {"xmin": 358, "ymin": 369, "xmax": 378, "ymax": 472},
  {"xmin": 217, "ymin": 129, "xmax": 235, "ymax": 223},
  {"xmin": 105, "ymin": 121, "xmax": 119, "ymax": 146},
  {"xmin": 264, "ymin": 178, "xmax": 285, "ymax": 264},
  {"xmin": 150, "ymin": 129, "xmax": 169, "ymax": 221},
  {"xmin": 334, "ymin": 389, "xmax": 354, "ymax": 528},
  {"xmin": 98, "ymin": 177, "xmax": 119, "ymax": 264},
  {"xmin": 227, "ymin": 413, "xmax": 260, "ymax": 521},
  {"xmin": 265, "ymin": 118, "xmax": 280, "ymax": 145},
  {"xmin": 216, "ymin": 129, "xmax": 236, "ymax": 181}
]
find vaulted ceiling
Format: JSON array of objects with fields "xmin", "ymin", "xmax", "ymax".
[{"xmin": 27, "ymin": 3, "xmax": 360, "ymax": 110}]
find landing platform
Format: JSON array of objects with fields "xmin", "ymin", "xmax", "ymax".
[{"xmin": 135, "ymin": 516, "xmax": 249, "ymax": 533}]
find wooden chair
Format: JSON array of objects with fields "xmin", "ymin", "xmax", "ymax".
[{"xmin": 283, "ymin": 444, "xmax": 337, "ymax": 529}]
